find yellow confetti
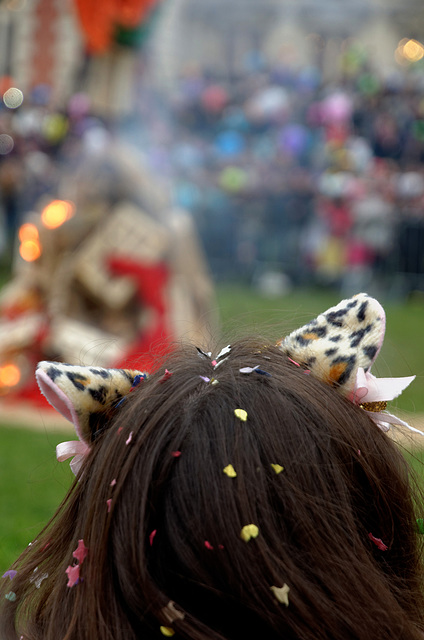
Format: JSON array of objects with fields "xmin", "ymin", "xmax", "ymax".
[
  {"xmin": 160, "ymin": 626, "xmax": 175, "ymax": 637},
  {"xmin": 240, "ymin": 524, "xmax": 259, "ymax": 542},
  {"xmin": 234, "ymin": 408, "xmax": 247, "ymax": 422},
  {"xmin": 270, "ymin": 584, "xmax": 290, "ymax": 606},
  {"xmin": 271, "ymin": 464, "xmax": 284, "ymax": 474},
  {"xmin": 223, "ymin": 464, "xmax": 237, "ymax": 478}
]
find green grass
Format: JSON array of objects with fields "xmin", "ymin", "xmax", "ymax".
[
  {"xmin": 0, "ymin": 426, "xmax": 74, "ymax": 573},
  {"xmin": 1, "ymin": 284, "xmax": 424, "ymax": 573}
]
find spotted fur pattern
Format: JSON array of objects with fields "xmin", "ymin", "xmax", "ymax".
[
  {"xmin": 36, "ymin": 361, "xmax": 146, "ymax": 444},
  {"xmin": 278, "ymin": 293, "xmax": 385, "ymax": 395}
]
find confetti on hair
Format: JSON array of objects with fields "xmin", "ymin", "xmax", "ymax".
[
  {"xmin": 416, "ymin": 518, "xmax": 424, "ymax": 534},
  {"xmin": 211, "ymin": 378, "xmax": 219, "ymax": 386},
  {"xmin": 216, "ymin": 345, "xmax": 231, "ymax": 360},
  {"xmin": 126, "ymin": 431, "xmax": 133, "ymax": 445},
  {"xmin": 65, "ymin": 564, "xmax": 80, "ymax": 588},
  {"xmin": 214, "ymin": 357, "xmax": 228, "ymax": 369},
  {"xmin": 117, "ymin": 427, "xmax": 123, "ymax": 435},
  {"xmin": 240, "ymin": 366, "xmax": 259, "ymax": 374},
  {"xmin": 271, "ymin": 464, "xmax": 284, "ymax": 474},
  {"xmin": 160, "ymin": 369, "xmax": 173, "ymax": 383},
  {"xmin": 162, "ymin": 601, "xmax": 185, "ymax": 624},
  {"xmin": 199, "ymin": 375, "xmax": 210, "ymax": 383},
  {"xmin": 171, "ymin": 451, "xmax": 181, "ymax": 458},
  {"xmin": 240, "ymin": 524, "xmax": 259, "ymax": 542},
  {"xmin": 368, "ymin": 532, "xmax": 388, "ymax": 551},
  {"xmin": 256, "ymin": 368, "xmax": 272, "ymax": 376},
  {"xmin": 72, "ymin": 540, "xmax": 88, "ymax": 565},
  {"xmin": 196, "ymin": 347, "xmax": 211, "ymax": 359},
  {"xmin": 288, "ymin": 357, "xmax": 301, "ymax": 367},
  {"xmin": 357, "ymin": 450, "xmax": 361, "ymax": 456},
  {"xmin": 2, "ymin": 570, "xmax": 17, "ymax": 580},
  {"xmin": 234, "ymin": 408, "xmax": 248, "ymax": 422},
  {"xmin": 204, "ymin": 540, "xmax": 214, "ymax": 550},
  {"xmin": 131, "ymin": 374, "xmax": 146, "ymax": 390},
  {"xmin": 160, "ymin": 627, "xmax": 175, "ymax": 637},
  {"xmin": 270, "ymin": 584, "xmax": 290, "ymax": 606},
  {"xmin": 223, "ymin": 464, "xmax": 237, "ymax": 478},
  {"xmin": 149, "ymin": 529, "xmax": 157, "ymax": 546},
  {"xmin": 5, "ymin": 591, "xmax": 16, "ymax": 602},
  {"xmin": 110, "ymin": 478, "xmax": 117, "ymax": 487},
  {"xmin": 106, "ymin": 499, "xmax": 112, "ymax": 513},
  {"xmin": 29, "ymin": 568, "xmax": 48, "ymax": 589}
]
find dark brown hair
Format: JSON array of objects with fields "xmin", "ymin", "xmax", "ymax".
[{"xmin": 1, "ymin": 338, "xmax": 424, "ymax": 639}]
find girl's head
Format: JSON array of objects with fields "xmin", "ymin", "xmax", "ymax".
[{"xmin": 1, "ymin": 294, "xmax": 424, "ymax": 640}]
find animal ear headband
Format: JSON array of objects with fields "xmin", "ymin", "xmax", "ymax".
[
  {"xmin": 279, "ymin": 292, "xmax": 421, "ymax": 435},
  {"xmin": 36, "ymin": 293, "xmax": 421, "ymax": 474},
  {"xmin": 36, "ymin": 362, "xmax": 146, "ymax": 474}
]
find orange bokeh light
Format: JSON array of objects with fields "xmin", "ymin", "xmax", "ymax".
[
  {"xmin": 18, "ymin": 222, "xmax": 39, "ymax": 242},
  {"xmin": 41, "ymin": 200, "xmax": 75, "ymax": 229},
  {"xmin": 0, "ymin": 363, "xmax": 21, "ymax": 387},
  {"xmin": 19, "ymin": 239, "xmax": 41, "ymax": 262}
]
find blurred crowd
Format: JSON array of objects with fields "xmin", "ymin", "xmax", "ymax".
[
  {"xmin": 134, "ymin": 45, "xmax": 424, "ymax": 296},
  {"xmin": 2, "ymin": 43, "xmax": 424, "ymax": 296}
]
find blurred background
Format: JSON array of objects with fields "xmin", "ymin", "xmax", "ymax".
[
  {"xmin": 2, "ymin": 0, "xmax": 424, "ymax": 570},
  {"xmin": 0, "ymin": 0, "xmax": 424, "ymax": 384}
]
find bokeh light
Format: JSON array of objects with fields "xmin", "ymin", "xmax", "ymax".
[
  {"xmin": 0, "ymin": 134, "xmax": 14, "ymax": 155},
  {"xmin": 18, "ymin": 223, "xmax": 39, "ymax": 243},
  {"xmin": 0, "ymin": 364, "xmax": 21, "ymax": 388},
  {"xmin": 3, "ymin": 87, "xmax": 24, "ymax": 109},
  {"xmin": 395, "ymin": 38, "xmax": 424, "ymax": 64},
  {"xmin": 41, "ymin": 200, "xmax": 75, "ymax": 229},
  {"xmin": 19, "ymin": 239, "xmax": 41, "ymax": 262}
]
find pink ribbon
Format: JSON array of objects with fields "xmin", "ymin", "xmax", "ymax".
[
  {"xmin": 56, "ymin": 440, "xmax": 91, "ymax": 475},
  {"xmin": 351, "ymin": 368, "xmax": 423, "ymax": 436}
]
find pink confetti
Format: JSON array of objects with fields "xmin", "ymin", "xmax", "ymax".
[
  {"xmin": 368, "ymin": 532, "xmax": 388, "ymax": 551},
  {"xmin": 160, "ymin": 369, "xmax": 173, "ymax": 383},
  {"xmin": 211, "ymin": 360, "xmax": 217, "ymax": 367},
  {"xmin": 72, "ymin": 539, "xmax": 88, "ymax": 565},
  {"xmin": 117, "ymin": 427, "xmax": 123, "ymax": 435},
  {"xmin": 65, "ymin": 564, "xmax": 80, "ymax": 588},
  {"xmin": 126, "ymin": 431, "xmax": 133, "ymax": 445},
  {"xmin": 171, "ymin": 451, "xmax": 181, "ymax": 457},
  {"xmin": 218, "ymin": 545, "xmax": 224, "ymax": 550},
  {"xmin": 288, "ymin": 358, "xmax": 301, "ymax": 367},
  {"xmin": 106, "ymin": 499, "xmax": 112, "ymax": 513},
  {"xmin": 110, "ymin": 478, "xmax": 117, "ymax": 487},
  {"xmin": 204, "ymin": 541, "xmax": 214, "ymax": 550},
  {"xmin": 149, "ymin": 529, "xmax": 157, "ymax": 546}
]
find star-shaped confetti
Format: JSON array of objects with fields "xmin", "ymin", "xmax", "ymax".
[
  {"xmin": 65, "ymin": 564, "xmax": 80, "ymax": 588},
  {"xmin": 72, "ymin": 539, "xmax": 88, "ymax": 565}
]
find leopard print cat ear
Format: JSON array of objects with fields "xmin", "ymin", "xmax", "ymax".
[
  {"xmin": 36, "ymin": 362, "xmax": 146, "ymax": 473},
  {"xmin": 278, "ymin": 292, "xmax": 421, "ymax": 435},
  {"xmin": 278, "ymin": 293, "xmax": 386, "ymax": 396}
]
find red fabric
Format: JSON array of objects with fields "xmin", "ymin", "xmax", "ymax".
[
  {"xmin": 73, "ymin": 0, "xmax": 160, "ymax": 53},
  {"xmin": 107, "ymin": 256, "xmax": 172, "ymax": 370}
]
